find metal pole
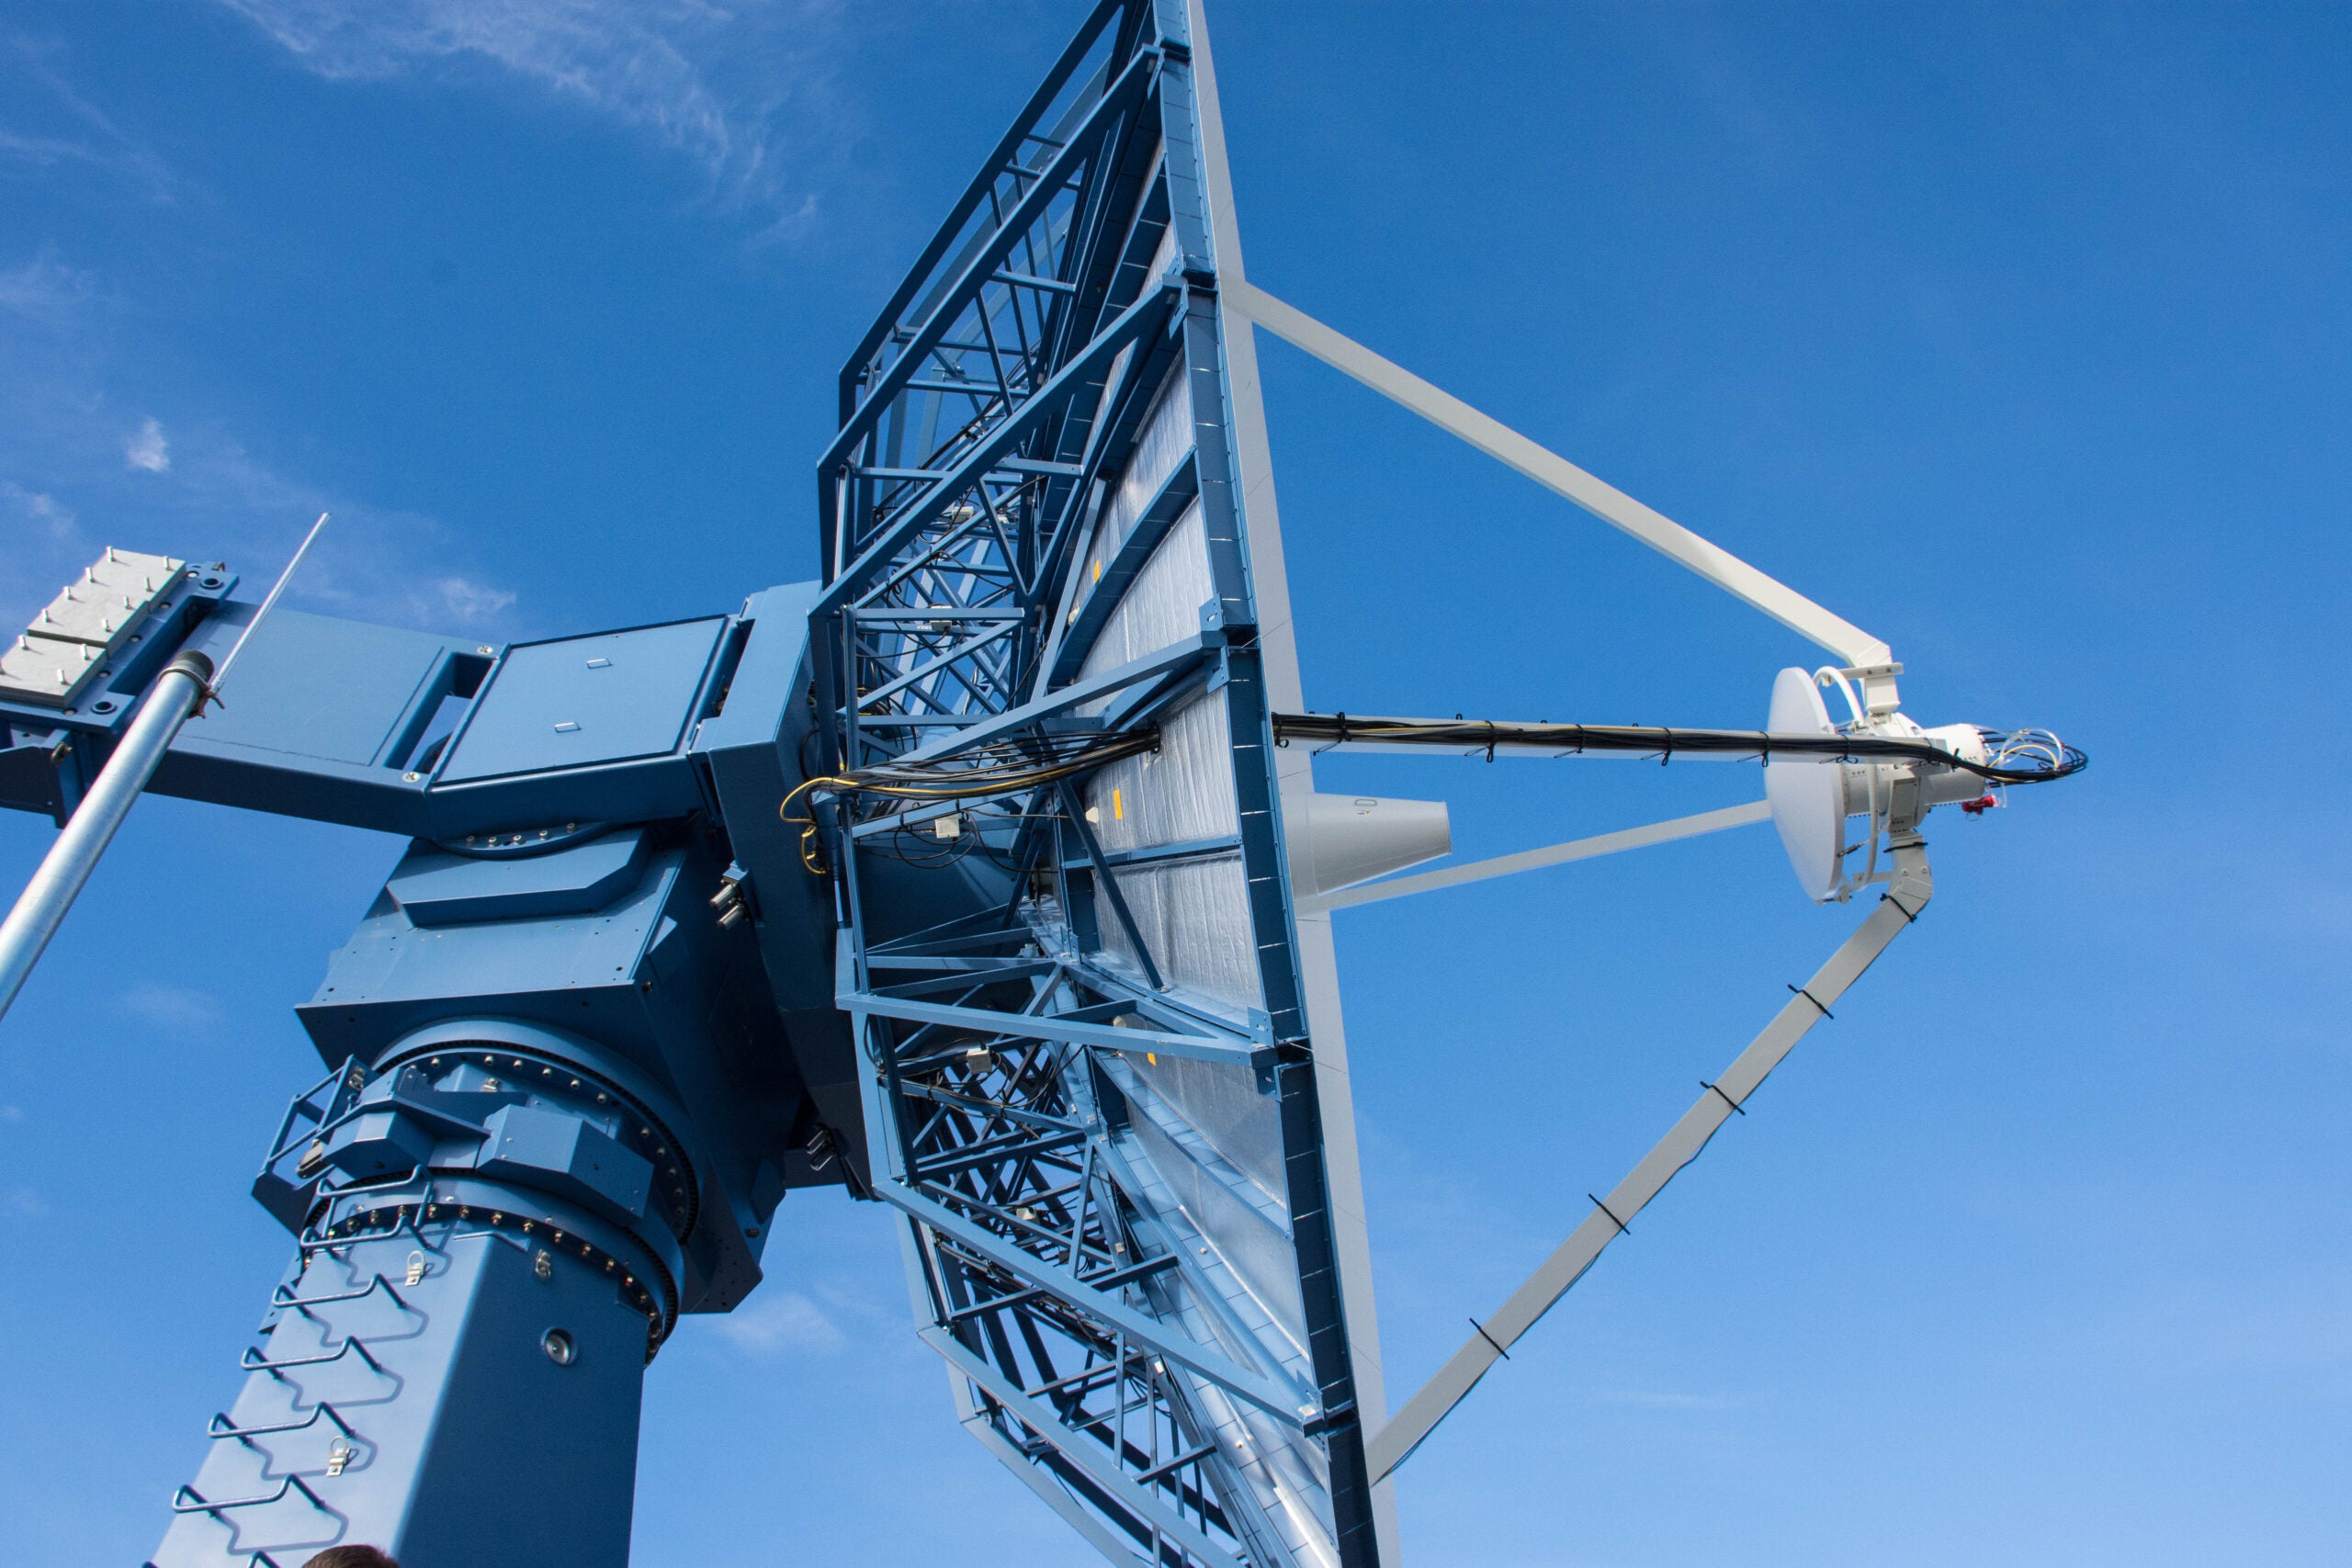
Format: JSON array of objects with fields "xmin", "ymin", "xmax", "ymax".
[{"xmin": 0, "ymin": 650, "xmax": 212, "ymax": 1022}]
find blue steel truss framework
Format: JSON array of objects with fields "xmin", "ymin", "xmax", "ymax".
[{"xmin": 811, "ymin": 4, "xmax": 1378, "ymax": 1564}]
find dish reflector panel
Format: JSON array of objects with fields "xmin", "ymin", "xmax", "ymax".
[
  {"xmin": 1765, "ymin": 666, "xmax": 1849, "ymax": 902},
  {"xmin": 808, "ymin": 6, "xmax": 1388, "ymax": 1563}
]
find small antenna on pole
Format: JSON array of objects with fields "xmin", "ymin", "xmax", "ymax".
[{"xmin": 211, "ymin": 511, "xmax": 329, "ymax": 696}]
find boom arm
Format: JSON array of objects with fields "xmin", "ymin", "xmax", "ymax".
[
  {"xmin": 1365, "ymin": 841, "xmax": 1933, "ymax": 1479},
  {"xmin": 1224, "ymin": 278, "xmax": 1903, "ymax": 707}
]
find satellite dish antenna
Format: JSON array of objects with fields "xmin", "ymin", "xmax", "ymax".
[
  {"xmin": 1764, "ymin": 664, "xmax": 2040, "ymax": 904},
  {"xmin": 805, "ymin": 0, "xmax": 2084, "ymax": 1556},
  {"xmin": 0, "ymin": 3, "xmax": 2086, "ymax": 1564},
  {"xmin": 1765, "ymin": 666, "xmax": 1851, "ymax": 902}
]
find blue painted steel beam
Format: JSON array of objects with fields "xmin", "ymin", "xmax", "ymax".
[
  {"xmin": 817, "ymin": 281, "xmax": 1181, "ymax": 618},
  {"xmin": 832, "ymin": 0, "xmax": 1136, "ymax": 423}
]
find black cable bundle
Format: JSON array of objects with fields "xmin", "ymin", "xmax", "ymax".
[{"xmin": 1270, "ymin": 712, "xmax": 2086, "ymax": 785}]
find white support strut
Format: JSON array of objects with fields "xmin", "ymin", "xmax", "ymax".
[
  {"xmin": 1363, "ymin": 841, "xmax": 1933, "ymax": 1482},
  {"xmin": 1314, "ymin": 800, "xmax": 1771, "ymax": 911},
  {"xmin": 1221, "ymin": 278, "xmax": 1894, "ymax": 676}
]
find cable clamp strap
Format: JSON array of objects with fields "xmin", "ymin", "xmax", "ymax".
[
  {"xmin": 1588, "ymin": 1193, "xmax": 1631, "ymax": 1235},
  {"xmin": 1880, "ymin": 891, "xmax": 1921, "ymax": 923},
  {"xmin": 1468, "ymin": 1316, "xmax": 1511, "ymax": 1360},
  {"xmin": 1786, "ymin": 984, "xmax": 1834, "ymax": 1020},
  {"xmin": 1701, "ymin": 1078, "xmax": 1746, "ymax": 1116}
]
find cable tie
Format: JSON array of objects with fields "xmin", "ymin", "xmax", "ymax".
[
  {"xmin": 1786, "ymin": 984, "xmax": 1834, "ymax": 1020},
  {"xmin": 1701, "ymin": 1079, "xmax": 1746, "ymax": 1116},
  {"xmin": 1468, "ymin": 1316, "xmax": 1511, "ymax": 1360},
  {"xmin": 1588, "ymin": 1193, "xmax": 1631, "ymax": 1235},
  {"xmin": 1880, "ymin": 892, "xmax": 1920, "ymax": 923}
]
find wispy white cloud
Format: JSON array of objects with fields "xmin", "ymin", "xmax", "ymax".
[
  {"xmin": 3, "ymin": 481, "xmax": 79, "ymax": 544},
  {"xmin": 117, "ymin": 982, "xmax": 226, "ymax": 1034},
  {"xmin": 710, "ymin": 1288, "xmax": 847, "ymax": 1356},
  {"xmin": 0, "ymin": 36, "xmax": 177, "ymax": 200},
  {"xmin": 123, "ymin": 415, "xmax": 169, "ymax": 473},
  {"xmin": 0, "ymin": 250, "xmax": 96, "ymax": 325},
  {"xmin": 434, "ymin": 576, "xmax": 518, "ymax": 624},
  {"xmin": 0, "ymin": 129, "xmax": 90, "ymax": 170},
  {"xmin": 212, "ymin": 0, "xmax": 846, "ymax": 214}
]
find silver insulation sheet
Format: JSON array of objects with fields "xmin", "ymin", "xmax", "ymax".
[
  {"xmin": 1070, "ymin": 362, "xmax": 1293, "ymax": 1320},
  {"xmin": 1077, "ymin": 357, "xmax": 1194, "ymax": 623}
]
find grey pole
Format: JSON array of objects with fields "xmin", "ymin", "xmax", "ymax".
[{"xmin": 0, "ymin": 649, "xmax": 213, "ymax": 1022}]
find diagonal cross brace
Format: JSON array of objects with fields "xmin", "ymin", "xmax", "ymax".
[
  {"xmin": 1315, "ymin": 800, "xmax": 1772, "ymax": 911},
  {"xmin": 920, "ymin": 1325, "xmax": 1250, "ymax": 1568},
  {"xmin": 828, "ymin": 41, "xmax": 1158, "ymax": 459},
  {"xmin": 846, "ymin": 989, "xmax": 1263, "ymax": 1068},
  {"xmin": 820, "ymin": 281, "xmax": 1181, "ymax": 616},
  {"xmin": 1364, "ymin": 844, "xmax": 1933, "ymax": 1481},
  {"xmin": 881, "ymin": 1179, "xmax": 1315, "ymax": 1425},
  {"xmin": 1223, "ymin": 276, "xmax": 1895, "ymax": 682}
]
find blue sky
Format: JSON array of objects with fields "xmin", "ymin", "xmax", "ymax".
[{"xmin": 3, "ymin": 3, "xmax": 2347, "ymax": 1564}]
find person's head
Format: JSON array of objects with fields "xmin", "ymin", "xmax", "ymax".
[{"xmin": 301, "ymin": 1549, "xmax": 400, "ymax": 1568}]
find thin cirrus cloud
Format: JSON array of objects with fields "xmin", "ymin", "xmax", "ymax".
[
  {"xmin": 707, "ymin": 1289, "xmax": 849, "ymax": 1357},
  {"xmin": 0, "ymin": 250, "xmax": 96, "ymax": 325},
  {"xmin": 1, "ymin": 249, "xmax": 520, "ymax": 640},
  {"xmin": 117, "ymin": 981, "xmax": 227, "ymax": 1035},
  {"xmin": 0, "ymin": 34, "xmax": 178, "ymax": 200},
  {"xmin": 3, "ymin": 482, "xmax": 78, "ymax": 544},
  {"xmin": 210, "ymin": 0, "xmax": 846, "ymax": 217}
]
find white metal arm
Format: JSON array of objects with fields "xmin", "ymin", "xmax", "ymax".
[
  {"xmin": 1363, "ymin": 841, "xmax": 1933, "ymax": 1482},
  {"xmin": 1222, "ymin": 278, "xmax": 1895, "ymax": 682},
  {"xmin": 1314, "ymin": 800, "xmax": 1770, "ymax": 911}
]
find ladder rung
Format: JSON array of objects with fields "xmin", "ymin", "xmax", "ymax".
[
  {"xmin": 241, "ymin": 1335, "xmax": 382, "ymax": 1373},
  {"xmin": 271, "ymin": 1272, "xmax": 413, "ymax": 1314},
  {"xmin": 171, "ymin": 1474, "xmax": 330, "ymax": 1517},
  {"xmin": 208, "ymin": 1402, "xmax": 355, "ymax": 1443}
]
